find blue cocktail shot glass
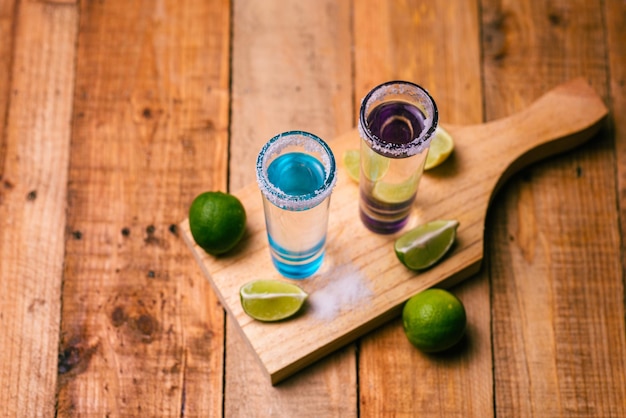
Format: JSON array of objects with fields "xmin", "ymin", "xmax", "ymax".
[{"xmin": 256, "ymin": 131, "xmax": 337, "ymax": 279}]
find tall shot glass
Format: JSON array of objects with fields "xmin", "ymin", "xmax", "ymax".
[
  {"xmin": 358, "ymin": 81, "xmax": 438, "ymax": 234},
  {"xmin": 256, "ymin": 131, "xmax": 338, "ymax": 279}
]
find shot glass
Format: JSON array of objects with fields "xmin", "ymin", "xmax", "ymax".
[
  {"xmin": 256, "ymin": 131, "xmax": 337, "ymax": 279},
  {"xmin": 358, "ymin": 80, "xmax": 438, "ymax": 234}
]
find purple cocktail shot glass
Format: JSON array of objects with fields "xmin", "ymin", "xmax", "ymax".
[{"xmin": 358, "ymin": 81, "xmax": 438, "ymax": 234}]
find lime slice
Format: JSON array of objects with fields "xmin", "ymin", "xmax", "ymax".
[
  {"xmin": 425, "ymin": 126, "xmax": 454, "ymax": 170},
  {"xmin": 362, "ymin": 147, "xmax": 390, "ymax": 181},
  {"xmin": 342, "ymin": 149, "xmax": 360, "ymax": 183},
  {"xmin": 239, "ymin": 280, "xmax": 308, "ymax": 322},
  {"xmin": 372, "ymin": 172, "xmax": 421, "ymax": 204},
  {"xmin": 395, "ymin": 219, "xmax": 459, "ymax": 270}
]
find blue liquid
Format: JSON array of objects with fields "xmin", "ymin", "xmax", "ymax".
[
  {"xmin": 265, "ymin": 152, "xmax": 328, "ymax": 279},
  {"xmin": 267, "ymin": 152, "xmax": 326, "ymax": 196}
]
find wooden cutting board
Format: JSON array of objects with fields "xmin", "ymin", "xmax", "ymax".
[{"xmin": 180, "ymin": 78, "xmax": 607, "ymax": 384}]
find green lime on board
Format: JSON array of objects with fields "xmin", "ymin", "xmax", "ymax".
[
  {"xmin": 240, "ymin": 280, "xmax": 308, "ymax": 322},
  {"xmin": 371, "ymin": 172, "xmax": 421, "ymax": 204},
  {"xmin": 342, "ymin": 149, "xmax": 360, "ymax": 183},
  {"xmin": 402, "ymin": 288, "xmax": 467, "ymax": 352},
  {"xmin": 424, "ymin": 126, "xmax": 454, "ymax": 170},
  {"xmin": 188, "ymin": 191, "xmax": 246, "ymax": 255},
  {"xmin": 361, "ymin": 147, "xmax": 390, "ymax": 181},
  {"xmin": 395, "ymin": 219, "xmax": 459, "ymax": 270}
]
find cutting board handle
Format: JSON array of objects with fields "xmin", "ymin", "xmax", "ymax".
[{"xmin": 445, "ymin": 78, "xmax": 608, "ymax": 200}]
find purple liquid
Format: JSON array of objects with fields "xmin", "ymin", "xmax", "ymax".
[
  {"xmin": 359, "ymin": 195, "xmax": 413, "ymax": 233},
  {"xmin": 366, "ymin": 100, "xmax": 426, "ymax": 145},
  {"xmin": 360, "ymin": 100, "xmax": 427, "ymax": 234}
]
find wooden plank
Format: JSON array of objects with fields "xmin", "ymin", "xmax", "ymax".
[
  {"xmin": 0, "ymin": 0, "xmax": 77, "ymax": 416},
  {"xmin": 56, "ymin": 0, "xmax": 230, "ymax": 415},
  {"xmin": 482, "ymin": 0, "xmax": 626, "ymax": 415},
  {"xmin": 352, "ymin": 1, "xmax": 493, "ymax": 416},
  {"xmin": 183, "ymin": 79, "xmax": 608, "ymax": 384},
  {"xmin": 224, "ymin": 0, "xmax": 357, "ymax": 414},
  {"xmin": 604, "ymin": 1, "xmax": 626, "ymax": 414},
  {"xmin": 0, "ymin": 0, "xmax": 14, "ymax": 177},
  {"xmin": 607, "ymin": 0, "xmax": 626, "ymax": 321}
]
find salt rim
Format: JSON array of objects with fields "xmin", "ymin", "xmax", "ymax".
[
  {"xmin": 256, "ymin": 131, "xmax": 337, "ymax": 211},
  {"xmin": 358, "ymin": 80, "xmax": 439, "ymax": 158}
]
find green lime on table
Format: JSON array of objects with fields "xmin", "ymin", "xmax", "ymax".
[
  {"xmin": 188, "ymin": 191, "xmax": 246, "ymax": 255},
  {"xmin": 342, "ymin": 149, "xmax": 360, "ymax": 183},
  {"xmin": 240, "ymin": 280, "xmax": 308, "ymax": 322},
  {"xmin": 424, "ymin": 126, "xmax": 454, "ymax": 170},
  {"xmin": 395, "ymin": 219, "xmax": 459, "ymax": 270},
  {"xmin": 402, "ymin": 288, "xmax": 467, "ymax": 352}
]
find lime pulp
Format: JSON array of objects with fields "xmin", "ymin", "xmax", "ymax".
[
  {"xmin": 342, "ymin": 149, "xmax": 360, "ymax": 183},
  {"xmin": 239, "ymin": 280, "xmax": 308, "ymax": 322},
  {"xmin": 424, "ymin": 126, "xmax": 454, "ymax": 170},
  {"xmin": 395, "ymin": 219, "xmax": 459, "ymax": 270}
]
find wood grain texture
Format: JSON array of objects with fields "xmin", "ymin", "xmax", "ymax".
[
  {"xmin": 0, "ymin": 1, "xmax": 77, "ymax": 415},
  {"xmin": 0, "ymin": 0, "xmax": 622, "ymax": 415},
  {"xmin": 0, "ymin": 0, "xmax": 13, "ymax": 178},
  {"xmin": 57, "ymin": 0, "xmax": 230, "ymax": 415},
  {"xmin": 482, "ymin": 0, "xmax": 626, "ymax": 416},
  {"xmin": 606, "ymin": 1, "xmax": 626, "ymax": 364},
  {"xmin": 229, "ymin": 0, "xmax": 354, "ymax": 191},
  {"xmin": 226, "ymin": 0, "xmax": 357, "ymax": 415},
  {"xmin": 352, "ymin": 1, "xmax": 493, "ymax": 416}
]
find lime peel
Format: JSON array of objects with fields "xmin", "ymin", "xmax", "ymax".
[
  {"xmin": 342, "ymin": 149, "xmax": 360, "ymax": 183},
  {"xmin": 424, "ymin": 126, "xmax": 454, "ymax": 170},
  {"xmin": 402, "ymin": 288, "xmax": 467, "ymax": 352},
  {"xmin": 395, "ymin": 219, "xmax": 459, "ymax": 270},
  {"xmin": 239, "ymin": 279, "xmax": 308, "ymax": 322},
  {"xmin": 188, "ymin": 191, "xmax": 246, "ymax": 256}
]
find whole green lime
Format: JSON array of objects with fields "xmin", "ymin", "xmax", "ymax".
[
  {"xmin": 188, "ymin": 191, "xmax": 246, "ymax": 255},
  {"xmin": 402, "ymin": 288, "xmax": 466, "ymax": 352}
]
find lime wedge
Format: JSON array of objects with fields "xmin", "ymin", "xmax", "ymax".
[
  {"xmin": 362, "ymin": 147, "xmax": 390, "ymax": 181},
  {"xmin": 372, "ymin": 172, "xmax": 420, "ymax": 204},
  {"xmin": 239, "ymin": 280, "xmax": 308, "ymax": 322},
  {"xmin": 425, "ymin": 126, "xmax": 454, "ymax": 170},
  {"xmin": 395, "ymin": 219, "xmax": 459, "ymax": 270},
  {"xmin": 342, "ymin": 149, "xmax": 360, "ymax": 183}
]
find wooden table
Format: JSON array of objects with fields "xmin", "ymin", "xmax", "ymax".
[{"xmin": 1, "ymin": 0, "xmax": 624, "ymax": 416}]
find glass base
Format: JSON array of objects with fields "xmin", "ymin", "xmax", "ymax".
[
  {"xmin": 268, "ymin": 235, "xmax": 326, "ymax": 279},
  {"xmin": 359, "ymin": 208, "xmax": 408, "ymax": 234},
  {"xmin": 271, "ymin": 252, "xmax": 324, "ymax": 279}
]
